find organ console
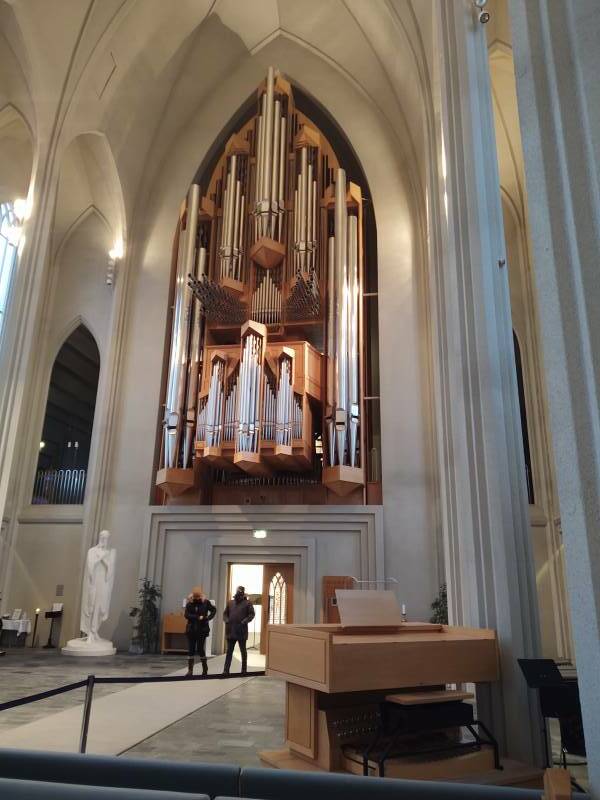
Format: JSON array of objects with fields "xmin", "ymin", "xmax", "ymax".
[
  {"xmin": 261, "ymin": 591, "xmax": 503, "ymax": 782},
  {"xmin": 156, "ymin": 66, "xmax": 377, "ymax": 503}
]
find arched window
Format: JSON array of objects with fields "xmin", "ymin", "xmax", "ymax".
[
  {"xmin": 0, "ymin": 201, "xmax": 20, "ymax": 334},
  {"xmin": 513, "ymin": 331, "xmax": 535, "ymax": 505},
  {"xmin": 32, "ymin": 325, "xmax": 100, "ymax": 504},
  {"xmin": 268, "ymin": 572, "xmax": 288, "ymax": 626}
]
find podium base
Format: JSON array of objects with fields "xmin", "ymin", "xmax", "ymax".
[{"xmin": 62, "ymin": 637, "xmax": 116, "ymax": 657}]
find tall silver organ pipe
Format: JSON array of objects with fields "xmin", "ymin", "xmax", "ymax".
[
  {"xmin": 197, "ymin": 397, "xmax": 208, "ymax": 442},
  {"xmin": 254, "ymin": 67, "xmax": 286, "ymax": 242},
  {"xmin": 236, "ymin": 332, "xmax": 263, "ymax": 453},
  {"xmin": 326, "ymin": 235, "xmax": 336, "ymax": 463},
  {"xmin": 223, "ymin": 370, "xmax": 239, "ymax": 442},
  {"xmin": 326, "ymin": 169, "xmax": 361, "ymax": 469},
  {"xmin": 347, "ymin": 215, "xmax": 360, "ymax": 466},
  {"xmin": 275, "ymin": 357, "xmax": 293, "ymax": 447},
  {"xmin": 183, "ymin": 246, "xmax": 207, "ymax": 467},
  {"xmin": 263, "ymin": 375, "xmax": 276, "ymax": 440},
  {"xmin": 164, "ymin": 184, "xmax": 200, "ymax": 469},
  {"xmin": 293, "ymin": 147, "xmax": 317, "ymax": 276},
  {"xmin": 293, "ymin": 395, "xmax": 303, "ymax": 439},
  {"xmin": 251, "ymin": 269, "xmax": 281, "ymax": 324},
  {"xmin": 219, "ymin": 154, "xmax": 245, "ymax": 281},
  {"xmin": 205, "ymin": 358, "xmax": 225, "ymax": 448}
]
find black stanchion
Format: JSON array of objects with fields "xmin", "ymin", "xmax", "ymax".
[
  {"xmin": 79, "ymin": 675, "xmax": 95, "ymax": 754},
  {"xmin": 94, "ymin": 671, "xmax": 265, "ymax": 685},
  {"xmin": 0, "ymin": 667, "xmax": 267, "ymax": 745},
  {"xmin": 0, "ymin": 680, "xmax": 88, "ymax": 712}
]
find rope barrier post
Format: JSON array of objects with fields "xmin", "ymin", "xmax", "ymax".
[{"xmin": 79, "ymin": 675, "xmax": 95, "ymax": 754}]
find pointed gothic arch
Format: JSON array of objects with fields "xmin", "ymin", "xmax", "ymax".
[{"xmin": 32, "ymin": 323, "xmax": 100, "ymax": 504}]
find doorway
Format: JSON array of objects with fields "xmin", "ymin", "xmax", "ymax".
[{"xmin": 226, "ymin": 561, "xmax": 295, "ymax": 654}]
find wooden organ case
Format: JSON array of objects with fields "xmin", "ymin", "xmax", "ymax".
[{"xmin": 156, "ymin": 67, "xmax": 379, "ymax": 505}]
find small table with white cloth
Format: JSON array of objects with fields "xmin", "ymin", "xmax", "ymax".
[{"xmin": 0, "ymin": 618, "xmax": 32, "ymax": 647}]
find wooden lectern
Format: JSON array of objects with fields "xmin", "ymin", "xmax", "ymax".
[{"xmin": 261, "ymin": 590, "xmax": 504, "ymax": 782}]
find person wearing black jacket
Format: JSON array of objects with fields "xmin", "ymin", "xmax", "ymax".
[
  {"xmin": 184, "ymin": 586, "xmax": 216, "ymax": 677},
  {"xmin": 222, "ymin": 585, "xmax": 255, "ymax": 676}
]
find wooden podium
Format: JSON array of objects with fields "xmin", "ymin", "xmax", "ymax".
[{"xmin": 261, "ymin": 590, "xmax": 506, "ymax": 782}]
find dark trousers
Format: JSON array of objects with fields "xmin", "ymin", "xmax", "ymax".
[
  {"xmin": 223, "ymin": 638, "xmax": 247, "ymax": 673},
  {"xmin": 187, "ymin": 633, "xmax": 207, "ymax": 659}
]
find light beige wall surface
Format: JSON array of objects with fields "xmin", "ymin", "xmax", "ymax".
[{"xmin": 9, "ymin": 518, "xmax": 83, "ymax": 645}]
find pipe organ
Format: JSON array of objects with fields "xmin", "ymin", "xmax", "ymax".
[{"xmin": 156, "ymin": 67, "xmax": 377, "ymax": 503}]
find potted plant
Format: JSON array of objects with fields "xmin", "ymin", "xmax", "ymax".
[
  {"xmin": 129, "ymin": 578, "xmax": 162, "ymax": 654},
  {"xmin": 430, "ymin": 582, "xmax": 448, "ymax": 625}
]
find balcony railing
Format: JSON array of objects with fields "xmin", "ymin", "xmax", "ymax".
[{"xmin": 32, "ymin": 468, "xmax": 87, "ymax": 505}]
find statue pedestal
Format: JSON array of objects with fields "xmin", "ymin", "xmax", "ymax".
[{"xmin": 62, "ymin": 637, "xmax": 116, "ymax": 657}]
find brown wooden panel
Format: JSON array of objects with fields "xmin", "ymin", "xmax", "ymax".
[
  {"xmin": 330, "ymin": 637, "xmax": 499, "ymax": 692},
  {"xmin": 286, "ymin": 683, "xmax": 316, "ymax": 758},
  {"xmin": 321, "ymin": 576, "xmax": 354, "ymax": 623},
  {"xmin": 268, "ymin": 630, "xmax": 328, "ymax": 687}
]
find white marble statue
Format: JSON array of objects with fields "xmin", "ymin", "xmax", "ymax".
[{"xmin": 63, "ymin": 530, "xmax": 117, "ymax": 656}]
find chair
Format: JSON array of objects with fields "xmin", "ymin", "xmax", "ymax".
[{"xmin": 518, "ymin": 659, "xmax": 586, "ymax": 790}]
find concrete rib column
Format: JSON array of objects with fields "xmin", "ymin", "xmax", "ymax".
[
  {"xmin": 510, "ymin": 1, "xmax": 600, "ymax": 793},
  {"xmin": 430, "ymin": 0, "xmax": 542, "ymax": 764}
]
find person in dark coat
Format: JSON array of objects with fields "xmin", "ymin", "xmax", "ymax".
[
  {"xmin": 184, "ymin": 585, "xmax": 216, "ymax": 677},
  {"xmin": 222, "ymin": 585, "xmax": 255, "ymax": 675}
]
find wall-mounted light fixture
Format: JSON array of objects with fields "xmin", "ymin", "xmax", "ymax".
[
  {"xmin": 107, "ymin": 239, "xmax": 124, "ymax": 287},
  {"xmin": 253, "ymin": 529, "xmax": 268, "ymax": 539}
]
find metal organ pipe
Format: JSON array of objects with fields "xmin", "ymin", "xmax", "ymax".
[
  {"xmin": 334, "ymin": 169, "xmax": 348, "ymax": 466},
  {"xmin": 183, "ymin": 246, "xmax": 207, "ymax": 467},
  {"xmin": 271, "ymin": 100, "xmax": 281, "ymax": 215},
  {"xmin": 205, "ymin": 360, "xmax": 225, "ymax": 448},
  {"xmin": 347, "ymin": 215, "xmax": 360, "ymax": 467},
  {"xmin": 326, "ymin": 169, "xmax": 361, "ymax": 470},
  {"xmin": 293, "ymin": 396, "xmax": 303, "ymax": 439},
  {"xmin": 326, "ymin": 235, "xmax": 336, "ymax": 464},
  {"xmin": 278, "ymin": 117, "xmax": 286, "ymax": 238},
  {"xmin": 236, "ymin": 333, "xmax": 263, "ymax": 453},
  {"xmin": 275, "ymin": 358, "xmax": 293, "ymax": 446},
  {"xmin": 219, "ymin": 154, "xmax": 245, "ymax": 280},
  {"xmin": 224, "ymin": 372, "xmax": 239, "ymax": 442},
  {"xmin": 252, "ymin": 269, "xmax": 281, "ymax": 325},
  {"xmin": 164, "ymin": 183, "xmax": 200, "ymax": 469},
  {"xmin": 254, "ymin": 67, "xmax": 286, "ymax": 241},
  {"xmin": 293, "ymin": 147, "xmax": 318, "ymax": 279},
  {"xmin": 263, "ymin": 67, "xmax": 274, "ymax": 221}
]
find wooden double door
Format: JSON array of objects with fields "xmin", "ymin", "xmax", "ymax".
[{"xmin": 259, "ymin": 563, "xmax": 294, "ymax": 654}]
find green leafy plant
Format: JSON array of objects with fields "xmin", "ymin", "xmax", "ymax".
[
  {"xmin": 129, "ymin": 578, "xmax": 162, "ymax": 654},
  {"xmin": 430, "ymin": 582, "xmax": 448, "ymax": 625}
]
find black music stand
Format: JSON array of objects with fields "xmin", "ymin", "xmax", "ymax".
[
  {"xmin": 43, "ymin": 609, "xmax": 63, "ymax": 649},
  {"xmin": 518, "ymin": 658, "xmax": 585, "ymax": 779}
]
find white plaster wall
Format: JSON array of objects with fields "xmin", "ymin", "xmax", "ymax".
[
  {"xmin": 0, "ymin": 23, "xmax": 36, "ymax": 139},
  {"xmin": 49, "ymin": 211, "xmax": 112, "ymax": 353}
]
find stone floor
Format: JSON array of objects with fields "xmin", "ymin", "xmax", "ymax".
[
  {"xmin": 125, "ymin": 676, "xmax": 285, "ymax": 766},
  {"xmin": 0, "ymin": 648, "xmax": 189, "ymax": 734},
  {"xmin": 0, "ymin": 647, "xmax": 284, "ymax": 763}
]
